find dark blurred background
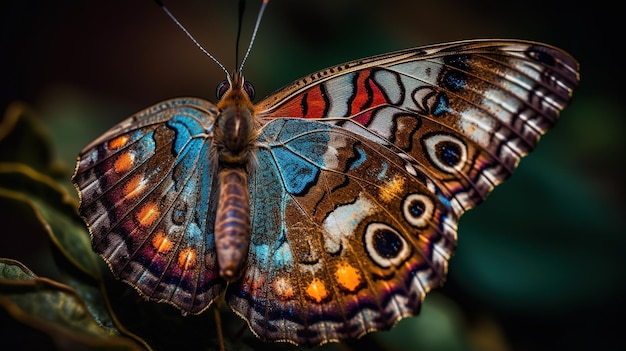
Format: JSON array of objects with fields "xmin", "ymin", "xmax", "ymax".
[{"xmin": 1, "ymin": 0, "xmax": 624, "ymax": 350}]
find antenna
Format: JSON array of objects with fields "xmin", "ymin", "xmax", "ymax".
[
  {"xmin": 238, "ymin": 0, "xmax": 269, "ymax": 74},
  {"xmin": 235, "ymin": 0, "xmax": 246, "ymax": 70},
  {"xmin": 154, "ymin": 0, "xmax": 231, "ymax": 80}
]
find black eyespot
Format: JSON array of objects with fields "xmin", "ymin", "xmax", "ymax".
[
  {"xmin": 243, "ymin": 81, "xmax": 256, "ymax": 100},
  {"xmin": 436, "ymin": 141, "xmax": 462, "ymax": 167},
  {"xmin": 372, "ymin": 228, "xmax": 404, "ymax": 259},
  {"xmin": 216, "ymin": 80, "xmax": 230, "ymax": 100},
  {"xmin": 408, "ymin": 199, "xmax": 425, "ymax": 217}
]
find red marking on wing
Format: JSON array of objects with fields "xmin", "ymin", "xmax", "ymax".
[
  {"xmin": 353, "ymin": 110, "xmax": 374, "ymax": 126},
  {"xmin": 264, "ymin": 85, "xmax": 327, "ymax": 118},
  {"xmin": 349, "ymin": 71, "xmax": 372, "ymax": 114},
  {"xmin": 263, "ymin": 99, "xmax": 301, "ymax": 118},
  {"xmin": 303, "ymin": 86, "xmax": 326, "ymax": 118},
  {"xmin": 260, "ymin": 70, "xmax": 390, "ymax": 121},
  {"xmin": 349, "ymin": 70, "xmax": 390, "ymax": 126}
]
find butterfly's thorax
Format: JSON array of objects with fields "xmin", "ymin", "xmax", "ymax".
[
  {"xmin": 213, "ymin": 74, "xmax": 256, "ymax": 282},
  {"xmin": 214, "ymin": 75, "xmax": 257, "ymax": 166}
]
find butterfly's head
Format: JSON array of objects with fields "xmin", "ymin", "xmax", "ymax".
[{"xmin": 216, "ymin": 72, "xmax": 256, "ymax": 102}]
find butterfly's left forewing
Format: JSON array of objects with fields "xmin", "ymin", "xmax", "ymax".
[{"xmin": 73, "ymin": 98, "xmax": 224, "ymax": 313}]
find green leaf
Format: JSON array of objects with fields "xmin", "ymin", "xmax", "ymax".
[
  {"xmin": 0, "ymin": 102, "xmax": 63, "ymax": 176},
  {"xmin": 0, "ymin": 163, "xmax": 100, "ymax": 279},
  {"xmin": 0, "ymin": 164, "xmax": 156, "ymax": 348},
  {"xmin": 0, "ymin": 258, "xmax": 143, "ymax": 350}
]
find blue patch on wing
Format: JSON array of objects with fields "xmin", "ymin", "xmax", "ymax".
[
  {"xmin": 284, "ymin": 132, "xmax": 330, "ymax": 166},
  {"xmin": 170, "ymin": 130, "xmax": 214, "ymax": 249},
  {"xmin": 250, "ymin": 147, "xmax": 288, "ymax": 247},
  {"xmin": 260, "ymin": 119, "xmax": 333, "ymax": 196},
  {"xmin": 272, "ymin": 147, "xmax": 319, "ymax": 195},
  {"xmin": 272, "ymin": 240, "xmax": 293, "ymax": 268},
  {"xmin": 348, "ymin": 145, "xmax": 367, "ymax": 170},
  {"xmin": 134, "ymin": 131, "xmax": 157, "ymax": 161},
  {"xmin": 432, "ymin": 92, "xmax": 450, "ymax": 116},
  {"xmin": 167, "ymin": 114, "xmax": 208, "ymax": 154}
]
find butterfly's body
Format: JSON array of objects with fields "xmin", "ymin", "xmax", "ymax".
[
  {"xmin": 213, "ymin": 73, "xmax": 257, "ymax": 281},
  {"xmin": 73, "ymin": 39, "xmax": 578, "ymax": 346}
]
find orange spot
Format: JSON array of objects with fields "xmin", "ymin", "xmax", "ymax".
[
  {"xmin": 114, "ymin": 152, "xmax": 135, "ymax": 173},
  {"xmin": 124, "ymin": 174, "xmax": 145, "ymax": 199},
  {"xmin": 335, "ymin": 262, "xmax": 361, "ymax": 292},
  {"xmin": 306, "ymin": 278, "xmax": 328, "ymax": 303},
  {"xmin": 380, "ymin": 175, "xmax": 405, "ymax": 202},
  {"xmin": 136, "ymin": 202, "xmax": 160, "ymax": 227},
  {"xmin": 108, "ymin": 135, "xmax": 129, "ymax": 150},
  {"xmin": 178, "ymin": 248, "xmax": 197, "ymax": 270},
  {"xmin": 152, "ymin": 231, "xmax": 173, "ymax": 253},
  {"xmin": 272, "ymin": 277, "xmax": 294, "ymax": 300}
]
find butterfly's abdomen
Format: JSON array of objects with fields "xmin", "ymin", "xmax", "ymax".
[{"xmin": 215, "ymin": 168, "xmax": 251, "ymax": 281}]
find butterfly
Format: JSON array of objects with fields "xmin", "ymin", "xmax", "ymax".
[{"xmin": 72, "ymin": 2, "xmax": 579, "ymax": 347}]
